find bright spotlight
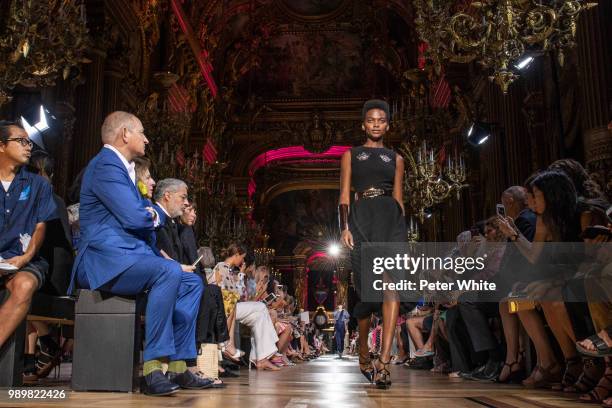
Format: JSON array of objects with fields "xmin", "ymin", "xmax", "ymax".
[
  {"xmin": 478, "ymin": 135, "xmax": 489, "ymax": 145},
  {"xmin": 466, "ymin": 121, "xmax": 492, "ymax": 147},
  {"xmin": 514, "ymin": 55, "xmax": 534, "ymax": 71},
  {"xmin": 328, "ymin": 243, "xmax": 340, "ymax": 257},
  {"xmin": 20, "ymin": 105, "xmax": 56, "ymax": 150}
]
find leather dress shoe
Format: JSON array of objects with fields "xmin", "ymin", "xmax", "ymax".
[
  {"xmin": 221, "ymin": 361, "xmax": 241, "ymax": 370},
  {"xmin": 142, "ymin": 370, "xmax": 180, "ymax": 396},
  {"xmin": 219, "ymin": 369, "xmax": 239, "ymax": 378},
  {"xmin": 166, "ymin": 369, "xmax": 214, "ymax": 389},
  {"xmin": 459, "ymin": 364, "xmax": 486, "ymax": 380},
  {"xmin": 472, "ymin": 360, "xmax": 504, "ymax": 381}
]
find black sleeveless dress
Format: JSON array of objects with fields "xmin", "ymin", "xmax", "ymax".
[{"xmin": 349, "ymin": 146, "xmax": 407, "ymax": 303}]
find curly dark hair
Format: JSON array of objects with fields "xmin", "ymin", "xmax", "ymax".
[
  {"xmin": 531, "ymin": 170, "xmax": 579, "ymax": 241},
  {"xmin": 548, "ymin": 159, "xmax": 603, "ymax": 200}
]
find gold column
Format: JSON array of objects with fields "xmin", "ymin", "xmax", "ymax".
[{"xmin": 294, "ymin": 266, "xmax": 307, "ymax": 310}]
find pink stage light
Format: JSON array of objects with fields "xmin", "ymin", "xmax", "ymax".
[
  {"xmin": 247, "ymin": 145, "xmax": 350, "ymax": 199},
  {"xmin": 306, "ymin": 251, "xmax": 329, "ymax": 265}
]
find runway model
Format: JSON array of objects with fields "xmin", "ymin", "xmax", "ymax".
[{"xmin": 338, "ymin": 99, "xmax": 406, "ymax": 389}]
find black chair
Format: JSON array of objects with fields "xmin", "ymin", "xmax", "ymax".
[{"xmin": 72, "ymin": 289, "xmax": 143, "ymax": 392}]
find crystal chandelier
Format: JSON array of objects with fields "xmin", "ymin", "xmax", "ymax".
[
  {"xmin": 413, "ymin": 0, "xmax": 597, "ymax": 93},
  {"xmin": 400, "ymin": 138, "xmax": 468, "ymax": 223}
]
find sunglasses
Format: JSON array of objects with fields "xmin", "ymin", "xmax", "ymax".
[{"xmin": 6, "ymin": 138, "xmax": 33, "ymax": 148}]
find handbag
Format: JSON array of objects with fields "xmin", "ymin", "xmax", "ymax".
[
  {"xmin": 197, "ymin": 343, "xmax": 219, "ymax": 379},
  {"xmin": 508, "ymin": 298, "xmax": 536, "ymax": 313}
]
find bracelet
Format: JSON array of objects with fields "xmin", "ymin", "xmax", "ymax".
[
  {"xmin": 338, "ymin": 204, "xmax": 349, "ymax": 232},
  {"xmin": 510, "ymin": 233, "xmax": 519, "ymax": 242}
]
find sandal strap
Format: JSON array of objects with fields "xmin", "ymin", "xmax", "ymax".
[
  {"xmin": 577, "ymin": 372, "xmax": 600, "ymax": 389},
  {"xmin": 359, "ymin": 352, "xmax": 372, "ymax": 366},
  {"xmin": 376, "ymin": 359, "xmax": 391, "ymax": 375},
  {"xmin": 503, "ymin": 360, "xmax": 520, "ymax": 369},
  {"xmin": 588, "ymin": 334, "xmax": 610, "ymax": 351},
  {"xmin": 563, "ymin": 358, "xmax": 583, "ymax": 384},
  {"xmin": 589, "ymin": 370, "xmax": 612, "ymax": 399}
]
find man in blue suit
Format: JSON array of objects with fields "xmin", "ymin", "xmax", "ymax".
[{"xmin": 69, "ymin": 111, "xmax": 208, "ymax": 395}]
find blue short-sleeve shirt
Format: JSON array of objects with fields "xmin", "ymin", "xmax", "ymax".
[{"xmin": 0, "ymin": 167, "xmax": 58, "ymax": 260}]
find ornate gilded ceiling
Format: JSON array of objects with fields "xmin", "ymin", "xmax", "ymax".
[{"xmin": 176, "ymin": 0, "xmax": 420, "ymax": 215}]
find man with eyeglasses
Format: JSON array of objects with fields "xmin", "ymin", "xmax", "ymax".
[{"xmin": 0, "ymin": 120, "xmax": 58, "ymax": 349}]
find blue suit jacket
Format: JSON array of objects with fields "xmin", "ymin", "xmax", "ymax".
[{"xmin": 69, "ymin": 148, "xmax": 166, "ymax": 292}]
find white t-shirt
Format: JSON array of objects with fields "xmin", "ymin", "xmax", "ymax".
[{"xmin": 1, "ymin": 180, "xmax": 10, "ymax": 192}]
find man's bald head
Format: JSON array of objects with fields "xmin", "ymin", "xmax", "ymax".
[
  {"xmin": 503, "ymin": 186, "xmax": 527, "ymax": 204},
  {"xmin": 501, "ymin": 186, "xmax": 528, "ymax": 219},
  {"xmin": 101, "ymin": 111, "xmax": 149, "ymax": 161},
  {"xmin": 101, "ymin": 111, "xmax": 139, "ymax": 145}
]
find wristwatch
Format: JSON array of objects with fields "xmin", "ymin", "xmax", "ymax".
[{"xmin": 510, "ymin": 232, "xmax": 519, "ymax": 242}]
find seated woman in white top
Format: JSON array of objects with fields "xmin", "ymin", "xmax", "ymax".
[{"xmin": 213, "ymin": 243, "xmax": 281, "ymax": 371}]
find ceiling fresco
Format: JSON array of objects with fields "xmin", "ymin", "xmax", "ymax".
[{"xmin": 242, "ymin": 31, "xmax": 364, "ymax": 98}]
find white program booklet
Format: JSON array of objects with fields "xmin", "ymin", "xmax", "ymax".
[
  {"xmin": 300, "ymin": 311, "xmax": 310, "ymax": 324},
  {"xmin": 0, "ymin": 257, "xmax": 18, "ymax": 272}
]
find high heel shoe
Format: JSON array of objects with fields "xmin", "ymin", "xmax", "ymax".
[
  {"xmin": 496, "ymin": 361, "xmax": 524, "ymax": 384},
  {"xmin": 563, "ymin": 357, "xmax": 604, "ymax": 393},
  {"xmin": 522, "ymin": 362, "xmax": 562, "ymax": 388},
  {"xmin": 551, "ymin": 356, "xmax": 582, "ymax": 391},
  {"xmin": 372, "ymin": 358, "xmax": 392, "ymax": 389},
  {"xmin": 359, "ymin": 351, "xmax": 374, "ymax": 383},
  {"xmin": 221, "ymin": 343, "xmax": 245, "ymax": 363},
  {"xmin": 579, "ymin": 359, "xmax": 612, "ymax": 403}
]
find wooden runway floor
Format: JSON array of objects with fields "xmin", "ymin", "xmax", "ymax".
[{"xmin": 0, "ymin": 355, "xmax": 592, "ymax": 407}]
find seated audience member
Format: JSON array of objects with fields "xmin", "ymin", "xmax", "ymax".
[
  {"xmin": 23, "ymin": 151, "xmax": 75, "ymax": 382},
  {"xmin": 267, "ymin": 282, "xmax": 297, "ymax": 366},
  {"xmin": 69, "ymin": 111, "xmax": 208, "ymax": 396},
  {"xmin": 0, "ymin": 120, "xmax": 58, "ymax": 349},
  {"xmin": 444, "ymin": 231, "xmax": 481, "ymax": 377},
  {"xmin": 392, "ymin": 314, "xmax": 410, "ymax": 365},
  {"xmin": 155, "ymin": 193, "xmax": 227, "ymax": 387},
  {"xmin": 152, "ymin": 178, "xmax": 193, "ymax": 267},
  {"xmin": 496, "ymin": 185, "xmax": 536, "ymax": 383},
  {"xmin": 405, "ymin": 305, "xmax": 434, "ymax": 358},
  {"xmin": 213, "ymin": 243, "xmax": 280, "ymax": 370},
  {"xmin": 457, "ymin": 217, "xmax": 507, "ymax": 381},
  {"xmin": 575, "ymin": 221, "xmax": 612, "ymax": 403},
  {"xmin": 498, "ymin": 171, "xmax": 582, "ymax": 388},
  {"xmin": 134, "ymin": 157, "xmax": 156, "ymax": 200}
]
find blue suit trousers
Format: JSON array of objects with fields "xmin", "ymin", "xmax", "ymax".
[{"xmin": 77, "ymin": 255, "xmax": 202, "ymax": 361}]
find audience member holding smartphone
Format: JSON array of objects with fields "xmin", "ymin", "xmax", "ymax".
[{"xmin": 213, "ymin": 243, "xmax": 280, "ymax": 371}]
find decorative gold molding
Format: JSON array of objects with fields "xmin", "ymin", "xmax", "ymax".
[
  {"xmin": 273, "ymin": 0, "xmax": 352, "ymax": 24},
  {"xmin": 260, "ymin": 179, "xmax": 339, "ymax": 207}
]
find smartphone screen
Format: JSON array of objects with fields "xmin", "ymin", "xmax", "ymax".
[
  {"xmin": 191, "ymin": 254, "xmax": 204, "ymax": 268},
  {"xmin": 264, "ymin": 293, "xmax": 277, "ymax": 304},
  {"xmin": 496, "ymin": 204, "xmax": 506, "ymax": 217}
]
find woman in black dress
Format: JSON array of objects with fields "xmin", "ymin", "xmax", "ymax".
[{"xmin": 339, "ymin": 99, "xmax": 406, "ymax": 389}]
